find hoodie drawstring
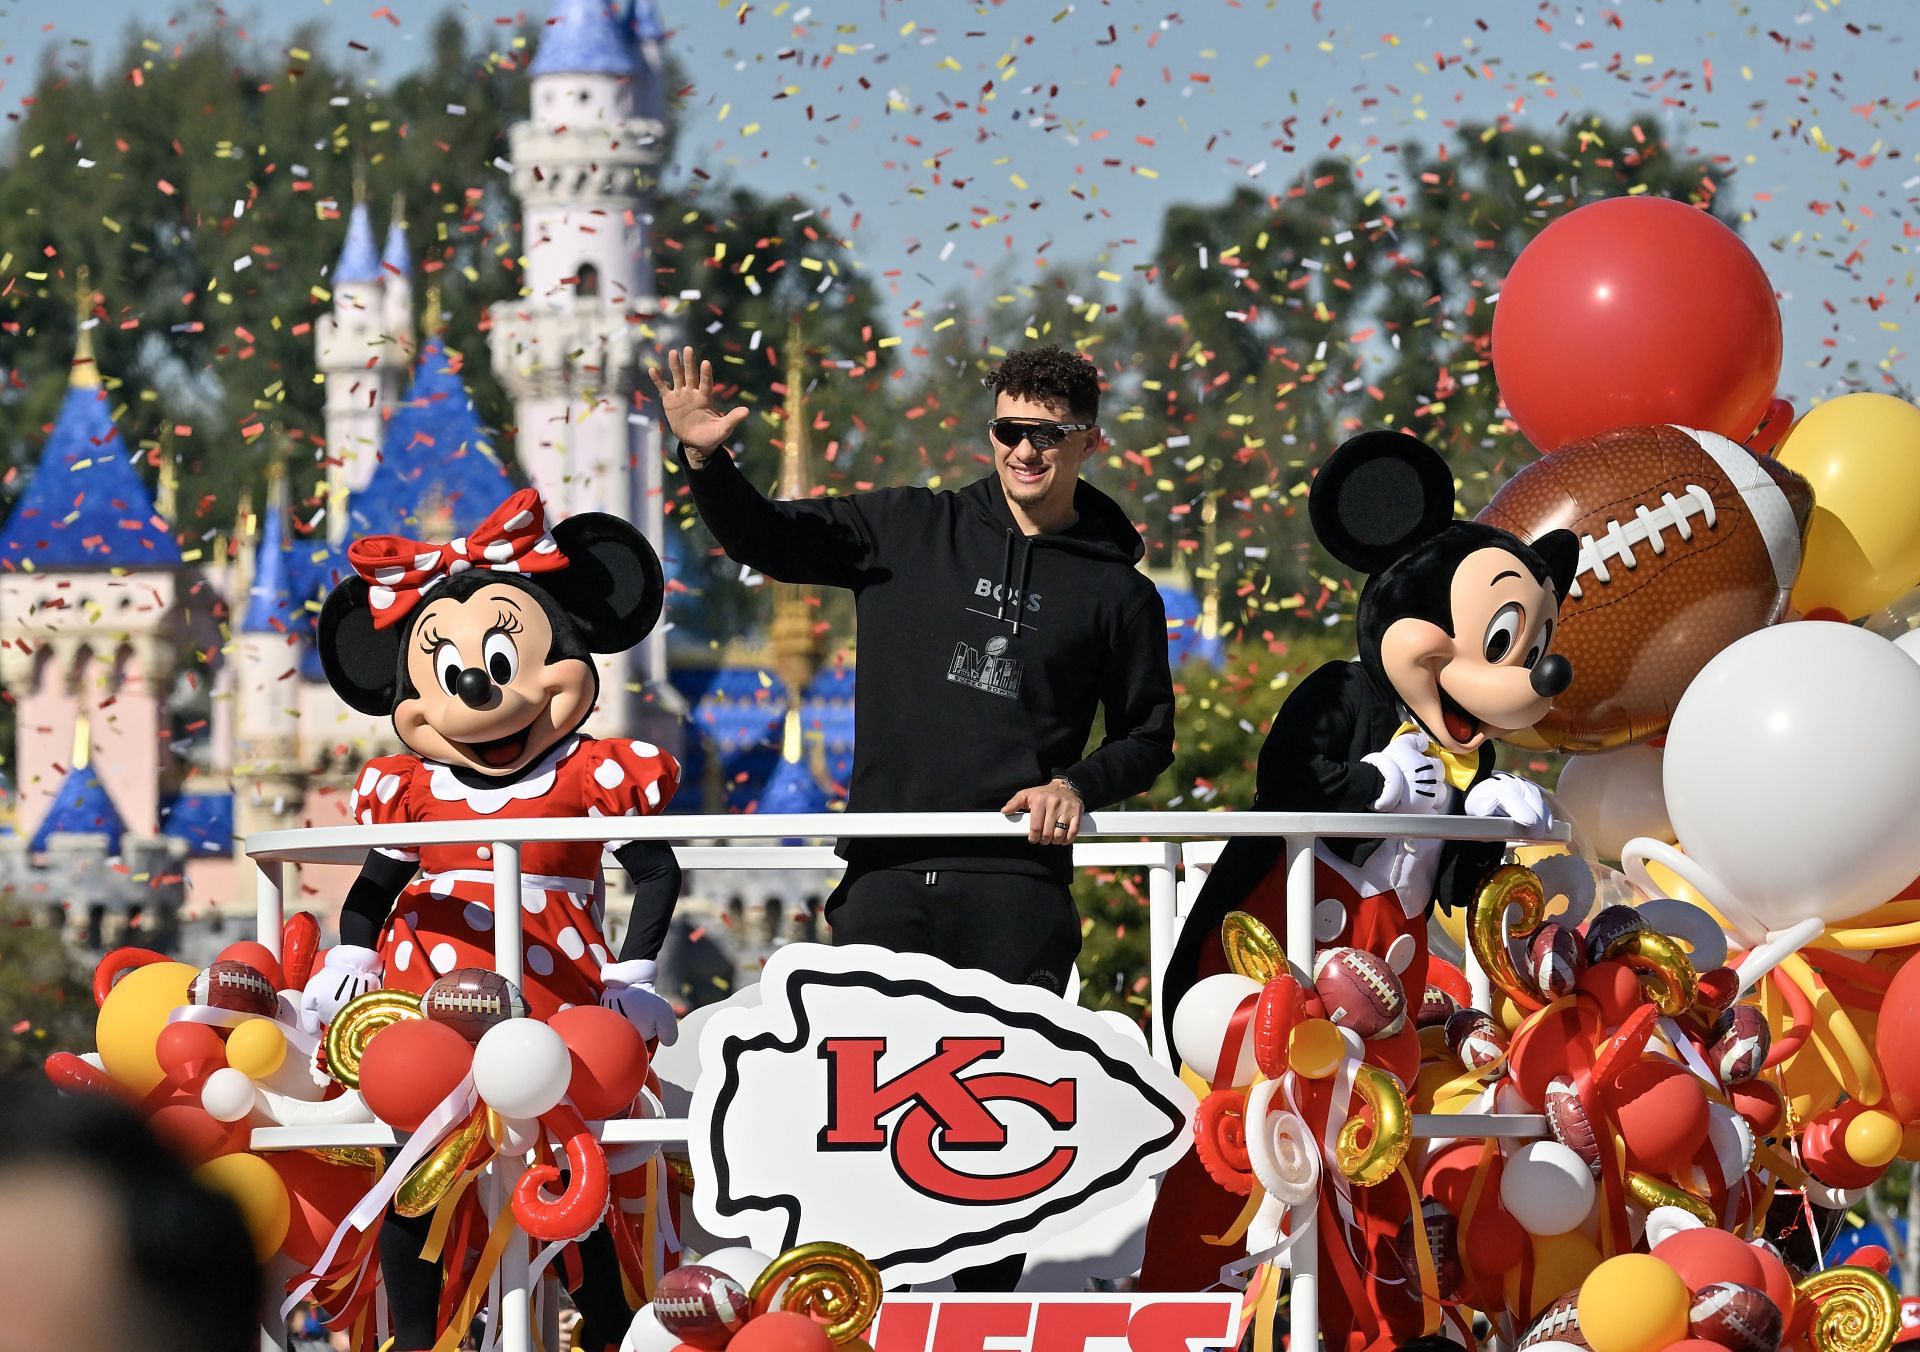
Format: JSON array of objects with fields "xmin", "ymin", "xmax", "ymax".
[
  {"xmin": 1012, "ymin": 535, "xmax": 1035, "ymax": 636},
  {"xmin": 996, "ymin": 530, "xmax": 1015, "ymax": 623},
  {"xmin": 996, "ymin": 528, "xmax": 1038, "ymax": 635}
]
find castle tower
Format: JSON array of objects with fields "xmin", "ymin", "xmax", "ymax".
[
  {"xmin": 380, "ymin": 194, "xmax": 416, "ymax": 369},
  {"xmin": 489, "ymin": 0, "xmax": 674, "ymax": 734},
  {"xmin": 233, "ymin": 452, "xmax": 308, "ymax": 852},
  {"xmin": 0, "ymin": 275, "xmax": 182, "ymax": 847},
  {"xmin": 316, "ymin": 182, "xmax": 409, "ymax": 542}
]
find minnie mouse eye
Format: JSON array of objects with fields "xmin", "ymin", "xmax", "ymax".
[
  {"xmin": 433, "ymin": 641, "xmax": 463, "ymax": 695},
  {"xmin": 1483, "ymin": 602, "xmax": 1523, "ymax": 664},
  {"xmin": 483, "ymin": 631, "xmax": 518, "ymax": 685}
]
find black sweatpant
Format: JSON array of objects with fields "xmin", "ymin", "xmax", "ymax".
[
  {"xmin": 825, "ymin": 866, "xmax": 1081, "ymax": 1292},
  {"xmin": 824, "ymin": 867, "xmax": 1081, "ymax": 993}
]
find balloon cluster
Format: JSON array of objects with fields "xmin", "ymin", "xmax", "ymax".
[
  {"xmin": 52, "ymin": 928, "xmax": 679, "ymax": 1346},
  {"xmin": 621, "ymin": 1243, "xmax": 885, "ymax": 1352}
]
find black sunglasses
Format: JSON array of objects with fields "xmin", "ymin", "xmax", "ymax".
[{"xmin": 987, "ymin": 418, "xmax": 1096, "ymax": 451}]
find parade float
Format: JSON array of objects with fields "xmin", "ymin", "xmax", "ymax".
[{"xmin": 46, "ymin": 193, "xmax": 1920, "ymax": 1352}]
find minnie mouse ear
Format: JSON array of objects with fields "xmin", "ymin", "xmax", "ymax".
[
  {"xmin": 542, "ymin": 514, "xmax": 665, "ymax": 653},
  {"xmin": 1308, "ymin": 430, "xmax": 1459, "ymax": 575},
  {"xmin": 317, "ymin": 578, "xmax": 403, "ymax": 716}
]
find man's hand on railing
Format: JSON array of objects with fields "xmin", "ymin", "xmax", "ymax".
[
  {"xmin": 1465, "ymin": 773, "xmax": 1552, "ymax": 830},
  {"xmin": 599, "ymin": 958, "xmax": 679, "ymax": 1047},
  {"xmin": 299, "ymin": 944, "xmax": 384, "ymax": 1030}
]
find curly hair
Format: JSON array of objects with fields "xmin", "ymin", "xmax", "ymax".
[{"xmin": 983, "ymin": 345, "xmax": 1102, "ymax": 422}]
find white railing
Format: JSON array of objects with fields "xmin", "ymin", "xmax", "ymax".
[{"xmin": 244, "ymin": 810, "xmax": 1567, "ymax": 1352}]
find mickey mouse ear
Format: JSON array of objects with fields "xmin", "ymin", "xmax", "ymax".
[{"xmin": 1308, "ymin": 430, "xmax": 1458, "ymax": 574}]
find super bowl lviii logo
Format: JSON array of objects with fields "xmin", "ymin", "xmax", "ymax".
[{"xmin": 687, "ymin": 945, "xmax": 1197, "ymax": 1285}]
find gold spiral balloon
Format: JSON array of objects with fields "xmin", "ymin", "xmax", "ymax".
[
  {"xmin": 323, "ymin": 989, "xmax": 423, "ymax": 1090},
  {"xmin": 1336, "ymin": 1065, "xmax": 1411, "ymax": 1187},
  {"xmin": 396, "ymin": 1106, "xmax": 489, "ymax": 1218},
  {"xmin": 1605, "ymin": 930, "xmax": 1698, "ymax": 1017},
  {"xmin": 1469, "ymin": 865, "xmax": 1547, "ymax": 1010},
  {"xmin": 303, "ymin": 1146, "xmax": 384, "ymax": 1174},
  {"xmin": 1799, "ymin": 1265, "xmax": 1900, "ymax": 1352},
  {"xmin": 748, "ymin": 1242, "xmax": 885, "ymax": 1345},
  {"xmin": 1221, "ymin": 911, "xmax": 1284, "ymax": 983},
  {"xmin": 1624, "ymin": 1172, "xmax": 1715, "ymax": 1225}
]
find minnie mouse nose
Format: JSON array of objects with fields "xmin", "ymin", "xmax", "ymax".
[
  {"xmin": 1530, "ymin": 653, "xmax": 1573, "ymax": 698},
  {"xmin": 456, "ymin": 667, "xmax": 495, "ymax": 708}
]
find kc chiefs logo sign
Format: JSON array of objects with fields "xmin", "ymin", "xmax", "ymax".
[{"xmin": 688, "ymin": 945, "xmax": 1196, "ymax": 1285}]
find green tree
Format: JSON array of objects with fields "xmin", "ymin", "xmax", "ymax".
[{"xmin": 0, "ymin": 906, "xmax": 93, "ymax": 1080}]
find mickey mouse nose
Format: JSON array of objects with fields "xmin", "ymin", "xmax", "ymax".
[
  {"xmin": 1530, "ymin": 654, "xmax": 1573, "ymax": 698},
  {"xmin": 456, "ymin": 668, "xmax": 495, "ymax": 709}
]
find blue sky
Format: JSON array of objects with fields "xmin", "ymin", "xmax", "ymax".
[{"xmin": 2, "ymin": 0, "xmax": 1914, "ymax": 405}]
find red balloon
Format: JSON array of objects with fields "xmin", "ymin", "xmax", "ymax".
[
  {"xmin": 156, "ymin": 1020, "xmax": 228, "ymax": 1089},
  {"xmin": 1747, "ymin": 1244, "xmax": 1798, "ymax": 1334},
  {"xmin": 1492, "ymin": 197, "xmax": 1782, "ymax": 452},
  {"xmin": 1575, "ymin": 959, "xmax": 1645, "ymax": 1030},
  {"xmin": 1607, "ymin": 1057, "xmax": 1708, "ymax": 1175},
  {"xmin": 217, "ymin": 941, "xmax": 286, "ymax": 993},
  {"xmin": 1730, "ymin": 1079, "xmax": 1785, "ymax": 1137},
  {"xmin": 728, "ymin": 1313, "xmax": 833, "ymax": 1352},
  {"xmin": 358, "ymin": 1019, "xmax": 474, "ymax": 1133},
  {"xmin": 148, "ymin": 1092, "xmax": 250, "ymax": 1162},
  {"xmin": 1876, "ymin": 951, "xmax": 1920, "ymax": 1122},
  {"xmin": 1651, "ymin": 1226, "xmax": 1766, "ymax": 1293},
  {"xmin": 1801, "ymin": 1102, "xmax": 1889, "ymax": 1190},
  {"xmin": 269, "ymin": 1148, "xmax": 376, "ymax": 1267},
  {"xmin": 549, "ymin": 1005, "xmax": 651, "ymax": 1120}
]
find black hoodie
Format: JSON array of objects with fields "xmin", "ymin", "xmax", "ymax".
[{"xmin": 684, "ymin": 445, "xmax": 1176, "ymax": 879}]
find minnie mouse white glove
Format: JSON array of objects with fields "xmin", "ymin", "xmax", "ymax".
[
  {"xmin": 1464, "ymin": 773, "xmax": 1551, "ymax": 829},
  {"xmin": 300, "ymin": 945, "xmax": 384, "ymax": 1029},
  {"xmin": 1361, "ymin": 732, "xmax": 1447, "ymax": 814},
  {"xmin": 600, "ymin": 958, "xmax": 678, "ymax": 1046}
]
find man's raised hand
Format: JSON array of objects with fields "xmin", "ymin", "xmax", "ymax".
[{"xmin": 647, "ymin": 345, "xmax": 750, "ymax": 467}]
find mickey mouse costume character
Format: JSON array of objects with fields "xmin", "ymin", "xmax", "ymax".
[
  {"xmin": 313, "ymin": 487, "xmax": 681, "ymax": 1352},
  {"xmin": 1139, "ymin": 431, "xmax": 1578, "ymax": 1348}
]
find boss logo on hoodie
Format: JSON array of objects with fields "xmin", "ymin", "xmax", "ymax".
[
  {"xmin": 948, "ymin": 635, "xmax": 1024, "ymax": 699},
  {"xmin": 973, "ymin": 578, "xmax": 1043, "ymax": 612}
]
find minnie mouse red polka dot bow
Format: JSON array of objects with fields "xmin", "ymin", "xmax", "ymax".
[{"xmin": 347, "ymin": 488, "xmax": 570, "ymax": 629}]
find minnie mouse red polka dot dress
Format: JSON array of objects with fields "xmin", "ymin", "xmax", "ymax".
[{"xmin": 349, "ymin": 735, "xmax": 680, "ymax": 1016}]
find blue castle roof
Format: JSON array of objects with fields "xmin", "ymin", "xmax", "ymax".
[
  {"xmin": 160, "ymin": 791, "xmax": 233, "ymax": 857},
  {"xmin": 381, "ymin": 219, "xmax": 410, "ymax": 279},
  {"xmin": 758, "ymin": 753, "xmax": 829, "ymax": 815},
  {"xmin": 242, "ymin": 492, "xmax": 300, "ymax": 635},
  {"xmin": 348, "ymin": 337, "xmax": 515, "ymax": 538},
  {"xmin": 334, "ymin": 200, "xmax": 382, "ymax": 285},
  {"xmin": 30, "ymin": 761, "xmax": 124, "ymax": 854},
  {"xmin": 0, "ymin": 378, "xmax": 180, "ymax": 570},
  {"xmin": 530, "ymin": 0, "xmax": 637, "ymax": 77},
  {"xmin": 1158, "ymin": 582, "xmax": 1226, "ymax": 670}
]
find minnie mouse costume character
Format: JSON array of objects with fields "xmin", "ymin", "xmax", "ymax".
[
  {"xmin": 315, "ymin": 488, "xmax": 680, "ymax": 1352},
  {"xmin": 1139, "ymin": 432, "xmax": 1578, "ymax": 1347}
]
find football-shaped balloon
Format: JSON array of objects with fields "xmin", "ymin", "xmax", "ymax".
[
  {"xmin": 1478, "ymin": 424, "xmax": 1813, "ymax": 752},
  {"xmin": 1520, "ymin": 1291, "xmax": 1591, "ymax": 1349},
  {"xmin": 1583, "ymin": 904, "xmax": 1647, "ymax": 966},
  {"xmin": 1688, "ymin": 1282, "xmax": 1782, "ymax": 1352},
  {"xmin": 1312, "ymin": 946, "xmax": 1407, "ymax": 1040},
  {"xmin": 190, "ymin": 960, "xmax": 279, "ymax": 1018},
  {"xmin": 423, "ymin": 968, "xmax": 528, "ymax": 1043},
  {"xmin": 1417, "ymin": 985, "xmax": 1461, "ymax": 1029},
  {"xmin": 653, "ymin": 1264, "xmax": 752, "ymax": 1349},
  {"xmin": 1395, "ymin": 1198, "xmax": 1462, "ymax": 1293},
  {"xmin": 1544, "ymin": 1077, "xmax": 1603, "ymax": 1177},
  {"xmin": 1527, "ymin": 923, "xmax": 1588, "ymax": 1000},
  {"xmin": 1709, "ymin": 1005, "xmax": 1771, "ymax": 1086},
  {"xmin": 1445, "ymin": 1008, "xmax": 1509, "ymax": 1072}
]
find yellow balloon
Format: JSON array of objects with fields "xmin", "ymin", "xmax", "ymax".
[
  {"xmin": 1644, "ymin": 859, "xmax": 1715, "ymax": 916},
  {"xmin": 195, "ymin": 1153, "xmax": 290, "ymax": 1261},
  {"xmin": 1781, "ymin": 392, "xmax": 1920, "ymax": 619},
  {"xmin": 1289, "ymin": 1018, "xmax": 1345, "ymax": 1079},
  {"xmin": 95, "ymin": 961, "xmax": 196, "ymax": 1095},
  {"xmin": 1576, "ymin": 1253, "xmax": 1690, "ymax": 1352},
  {"xmin": 226, "ymin": 1018, "xmax": 287, "ymax": 1079},
  {"xmin": 1506, "ymin": 1230, "xmax": 1602, "ymax": 1318},
  {"xmin": 1847, "ymin": 1109, "xmax": 1904, "ymax": 1170}
]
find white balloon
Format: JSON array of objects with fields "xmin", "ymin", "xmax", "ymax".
[
  {"xmin": 200, "ymin": 1067, "xmax": 258, "ymax": 1123},
  {"xmin": 1663, "ymin": 623, "xmax": 1920, "ymax": 930},
  {"xmin": 621, "ymin": 1305, "xmax": 680, "ymax": 1352},
  {"xmin": 1898, "ymin": 629, "xmax": 1920, "ymax": 664},
  {"xmin": 472, "ymin": 1018, "xmax": 571, "ymax": 1119},
  {"xmin": 1556, "ymin": 744, "xmax": 1674, "ymax": 862},
  {"xmin": 1170, "ymin": 973, "xmax": 1263, "ymax": 1087},
  {"xmin": 1642, "ymin": 1204, "xmax": 1705, "ymax": 1249},
  {"xmin": 1499, "ymin": 1140, "xmax": 1595, "ymax": 1236},
  {"xmin": 696, "ymin": 1246, "xmax": 774, "ymax": 1288}
]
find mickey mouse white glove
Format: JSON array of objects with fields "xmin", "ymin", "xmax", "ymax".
[
  {"xmin": 600, "ymin": 958, "xmax": 679, "ymax": 1047},
  {"xmin": 1464, "ymin": 773, "xmax": 1551, "ymax": 829},
  {"xmin": 300, "ymin": 945, "xmax": 384, "ymax": 1029},
  {"xmin": 1361, "ymin": 732, "xmax": 1448, "ymax": 814}
]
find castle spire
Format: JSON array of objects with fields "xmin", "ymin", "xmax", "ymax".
[
  {"xmin": 770, "ymin": 317, "xmax": 823, "ymax": 701},
  {"xmin": 71, "ymin": 266, "xmax": 99, "ymax": 390}
]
